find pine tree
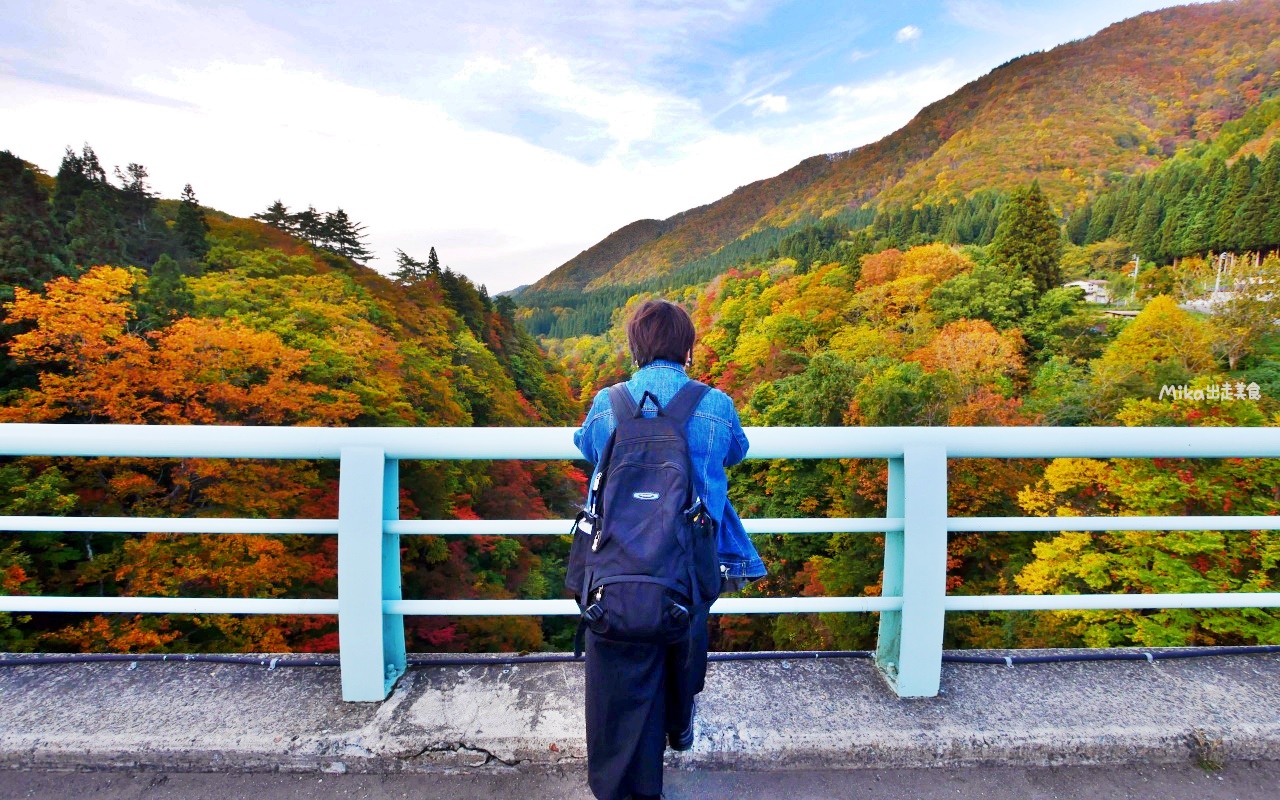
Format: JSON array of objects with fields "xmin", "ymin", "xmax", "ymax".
[
  {"xmin": 323, "ymin": 208, "xmax": 373, "ymax": 262},
  {"xmin": 990, "ymin": 181, "xmax": 1063, "ymax": 294},
  {"xmin": 1253, "ymin": 144, "xmax": 1280, "ymax": 248},
  {"xmin": 1132, "ymin": 195, "xmax": 1164, "ymax": 264},
  {"xmin": 66, "ymin": 190, "xmax": 125, "ymax": 267},
  {"xmin": 1109, "ymin": 183, "xmax": 1143, "ymax": 243},
  {"xmin": 391, "ymin": 249, "xmax": 428, "ymax": 284},
  {"xmin": 136, "ymin": 253, "xmax": 194, "ymax": 328},
  {"xmin": 1158, "ymin": 196, "xmax": 1192, "ymax": 261},
  {"xmin": 291, "ymin": 206, "xmax": 322, "ymax": 246},
  {"xmin": 0, "ymin": 151, "xmax": 71, "ymax": 301},
  {"xmin": 114, "ymin": 163, "xmax": 154, "ymax": 230},
  {"xmin": 1084, "ymin": 193, "xmax": 1117, "ymax": 244},
  {"xmin": 174, "ymin": 184, "xmax": 210, "ymax": 261},
  {"xmin": 1185, "ymin": 159, "xmax": 1226, "ymax": 253},
  {"xmin": 427, "ymin": 246, "xmax": 441, "ymax": 275},
  {"xmin": 113, "ymin": 162, "xmax": 170, "ymax": 265},
  {"xmin": 439, "ymin": 266, "xmax": 487, "ymax": 337},
  {"xmin": 1214, "ymin": 157, "xmax": 1255, "ymax": 252},
  {"xmin": 1066, "ymin": 205, "xmax": 1091, "ymax": 246},
  {"xmin": 495, "ymin": 294, "xmax": 516, "ymax": 321},
  {"xmin": 251, "ymin": 200, "xmax": 293, "ymax": 231},
  {"xmin": 52, "ymin": 144, "xmax": 108, "ymax": 230}
]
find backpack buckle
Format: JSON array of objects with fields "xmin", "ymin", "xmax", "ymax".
[{"xmin": 684, "ymin": 497, "xmax": 706, "ymax": 524}]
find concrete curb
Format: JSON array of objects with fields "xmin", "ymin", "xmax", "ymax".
[{"xmin": 2, "ymin": 649, "xmax": 1279, "ymax": 773}]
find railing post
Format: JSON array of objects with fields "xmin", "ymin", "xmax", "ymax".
[
  {"xmin": 382, "ymin": 458, "xmax": 407, "ymax": 689},
  {"xmin": 338, "ymin": 446, "xmax": 392, "ymax": 701},
  {"xmin": 875, "ymin": 457, "xmax": 905, "ymax": 680},
  {"xmin": 882, "ymin": 444, "xmax": 948, "ymax": 698}
]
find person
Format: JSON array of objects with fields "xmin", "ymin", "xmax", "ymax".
[{"xmin": 573, "ymin": 299, "xmax": 764, "ymax": 800}]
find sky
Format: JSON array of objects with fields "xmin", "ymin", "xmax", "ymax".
[{"xmin": 1, "ymin": 0, "xmax": 1213, "ymax": 292}]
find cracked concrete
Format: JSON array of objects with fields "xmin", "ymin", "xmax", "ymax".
[{"xmin": 1, "ymin": 649, "xmax": 1279, "ymax": 773}]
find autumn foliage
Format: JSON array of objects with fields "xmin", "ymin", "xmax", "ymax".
[
  {"xmin": 9, "ymin": 0, "xmax": 1280, "ymax": 657},
  {"xmin": 0, "ymin": 174, "xmax": 581, "ymax": 654}
]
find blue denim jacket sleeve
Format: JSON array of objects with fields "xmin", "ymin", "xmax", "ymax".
[
  {"xmin": 572, "ymin": 362, "xmax": 766, "ymax": 584},
  {"xmin": 573, "ymin": 388, "xmax": 613, "ymax": 466},
  {"xmin": 722, "ymin": 397, "xmax": 749, "ymax": 468}
]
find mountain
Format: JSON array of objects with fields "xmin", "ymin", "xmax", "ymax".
[
  {"xmin": 530, "ymin": 217, "xmax": 684, "ymax": 293},
  {"xmin": 523, "ymin": 0, "xmax": 1280, "ymax": 300}
]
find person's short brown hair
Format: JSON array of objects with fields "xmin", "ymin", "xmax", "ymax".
[{"xmin": 626, "ymin": 299, "xmax": 695, "ymax": 368}]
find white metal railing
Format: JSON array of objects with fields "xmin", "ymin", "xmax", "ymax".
[{"xmin": 2, "ymin": 423, "xmax": 1280, "ymax": 700}]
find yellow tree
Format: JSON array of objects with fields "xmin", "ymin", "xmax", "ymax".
[
  {"xmin": 1090, "ymin": 295, "xmax": 1217, "ymax": 414},
  {"xmin": 1015, "ymin": 390, "xmax": 1280, "ymax": 648}
]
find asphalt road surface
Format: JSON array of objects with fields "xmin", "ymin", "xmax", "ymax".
[{"xmin": 4, "ymin": 762, "xmax": 1280, "ymax": 800}]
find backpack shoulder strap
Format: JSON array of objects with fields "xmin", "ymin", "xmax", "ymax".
[
  {"xmin": 662, "ymin": 380, "xmax": 711, "ymax": 424},
  {"xmin": 607, "ymin": 383, "xmax": 639, "ymax": 420}
]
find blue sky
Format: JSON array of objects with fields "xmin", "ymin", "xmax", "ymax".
[{"xmin": 1, "ymin": 0, "xmax": 1209, "ymax": 291}]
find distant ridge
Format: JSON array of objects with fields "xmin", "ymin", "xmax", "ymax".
[{"xmin": 531, "ymin": 217, "xmax": 682, "ymax": 293}]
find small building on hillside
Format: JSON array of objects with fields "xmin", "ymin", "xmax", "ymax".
[{"xmin": 1063, "ymin": 279, "xmax": 1110, "ymax": 304}]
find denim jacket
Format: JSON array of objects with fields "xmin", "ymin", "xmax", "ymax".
[{"xmin": 573, "ymin": 359, "xmax": 767, "ymax": 587}]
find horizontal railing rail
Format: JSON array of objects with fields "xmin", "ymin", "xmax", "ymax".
[{"xmin": 2, "ymin": 423, "xmax": 1280, "ymax": 700}]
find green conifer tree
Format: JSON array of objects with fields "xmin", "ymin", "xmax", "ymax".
[
  {"xmin": 1214, "ymin": 157, "xmax": 1255, "ymax": 252},
  {"xmin": 174, "ymin": 184, "xmax": 210, "ymax": 262},
  {"xmin": 0, "ymin": 151, "xmax": 71, "ymax": 301},
  {"xmin": 1084, "ymin": 192, "xmax": 1117, "ymax": 244},
  {"xmin": 66, "ymin": 190, "xmax": 125, "ymax": 267},
  {"xmin": 52, "ymin": 144, "xmax": 108, "ymax": 230},
  {"xmin": 1253, "ymin": 144, "xmax": 1280, "ymax": 248},
  {"xmin": 323, "ymin": 208, "xmax": 373, "ymax": 262},
  {"xmin": 1066, "ymin": 205, "xmax": 1091, "ymax": 246},
  {"xmin": 1184, "ymin": 159, "xmax": 1226, "ymax": 254},
  {"xmin": 251, "ymin": 200, "xmax": 293, "ymax": 231},
  {"xmin": 1132, "ymin": 196, "xmax": 1164, "ymax": 264},
  {"xmin": 1109, "ymin": 183, "xmax": 1143, "ymax": 243},
  {"xmin": 292, "ymin": 206, "xmax": 322, "ymax": 246},
  {"xmin": 136, "ymin": 253, "xmax": 194, "ymax": 328},
  {"xmin": 990, "ymin": 181, "xmax": 1063, "ymax": 294},
  {"xmin": 391, "ymin": 249, "xmax": 428, "ymax": 284}
]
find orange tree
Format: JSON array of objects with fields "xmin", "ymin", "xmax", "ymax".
[{"xmin": 2, "ymin": 265, "xmax": 359, "ymax": 651}]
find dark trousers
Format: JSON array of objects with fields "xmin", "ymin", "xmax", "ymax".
[{"xmin": 584, "ymin": 603, "xmax": 710, "ymax": 800}]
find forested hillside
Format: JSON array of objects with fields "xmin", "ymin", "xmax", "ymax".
[
  {"xmin": 550, "ymin": 179, "xmax": 1280, "ymax": 651},
  {"xmin": 0, "ymin": 145, "xmax": 583, "ymax": 654},
  {"xmin": 519, "ymin": 0, "xmax": 1280, "ymax": 338},
  {"xmin": 531, "ymin": 0, "xmax": 1280, "ymax": 653}
]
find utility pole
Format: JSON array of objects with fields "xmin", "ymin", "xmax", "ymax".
[
  {"xmin": 1127, "ymin": 254, "xmax": 1140, "ymax": 306},
  {"xmin": 1214, "ymin": 251, "xmax": 1232, "ymax": 295}
]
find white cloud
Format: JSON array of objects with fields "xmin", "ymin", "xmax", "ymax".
[
  {"xmin": 1, "ymin": 51, "xmax": 826, "ymax": 292},
  {"xmin": 744, "ymin": 93, "xmax": 789, "ymax": 116},
  {"xmin": 450, "ymin": 56, "xmax": 510, "ymax": 82},
  {"xmin": 848, "ymin": 49, "xmax": 873, "ymax": 63},
  {"xmin": 821, "ymin": 59, "xmax": 968, "ymax": 149},
  {"xmin": 944, "ymin": 0, "xmax": 1028, "ymax": 35},
  {"xmin": 895, "ymin": 25, "xmax": 922, "ymax": 43},
  {"xmin": 0, "ymin": 1, "xmax": 987, "ymax": 292},
  {"xmin": 828, "ymin": 60, "xmax": 959, "ymax": 108}
]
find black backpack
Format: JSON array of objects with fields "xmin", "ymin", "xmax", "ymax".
[{"xmin": 566, "ymin": 380, "xmax": 720, "ymax": 652}]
